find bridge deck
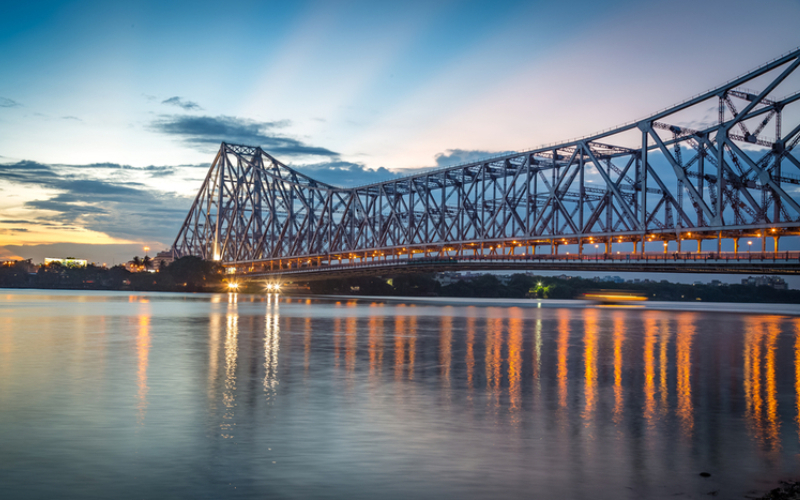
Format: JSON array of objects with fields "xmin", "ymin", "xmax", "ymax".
[{"xmin": 233, "ymin": 251, "xmax": 800, "ymax": 281}]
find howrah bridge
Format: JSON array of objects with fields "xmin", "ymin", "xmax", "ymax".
[{"xmin": 172, "ymin": 47, "xmax": 800, "ymax": 280}]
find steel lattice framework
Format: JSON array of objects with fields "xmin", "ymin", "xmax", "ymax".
[{"xmin": 174, "ymin": 48, "xmax": 800, "ymax": 273}]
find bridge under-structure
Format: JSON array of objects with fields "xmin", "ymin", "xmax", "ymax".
[{"xmin": 173, "ymin": 48, "xmax": 800, "ymax": 281}]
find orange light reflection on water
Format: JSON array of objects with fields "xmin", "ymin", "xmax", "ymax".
[
  {"xmin": 612, "ymin": 312, "xmax": 625, "ymax": 425},
  {"xmin": 466, "ymin": 314, "xmax": 475, "ymax": 397},
  {"xmin": 676, "ymin": 313, "xmax": 695, "ymax": 438},
  {"xmin": 136, "ymin": 313, "xmax": 150, "ymax": 426},
  {"xmin": 508, "ymin": 309, "xmax": 523, "ymax": 416},
  {"xmin": 485, "ymin": 316, "xmax": 503, "ymax": 409},
  {"xmin": 440, "ymin": 312, "xmax": 453, "ymax": 393},
  {"xmin": 369, "ymin": 303, "xmax": 384, "ymax": 382},
  {"xmin": 557, "ymin": 310, "xmax": 570, "ymax": 409},
  {"xmin": 643, "ymin": 315, "xmax": 657, "ymax": 428},
  {"xmin": 795, "ymin": 318, "xmax": 800, "ymax": 443},
  {"xmin": 582, "ymin": 308, "xmax": 598, "ymax": 425}
]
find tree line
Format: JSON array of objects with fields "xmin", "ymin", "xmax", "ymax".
[{"xmin": 0, "ymin": 256, "xmax": 223, "ymax": 292}]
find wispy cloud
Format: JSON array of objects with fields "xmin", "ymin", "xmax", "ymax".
[
  {"xmin": 152, "ymin": 115, "xmax": 339, "ymax": 157},
  {"xmin": 0, "ymin": 97, "xmax": 20, "ymax": 108},
  {"xmin": 61, "ymin": 115, "xmax": 81, "ymax": 121},
  {"xmin": 433, "ymin": 149, "xmax": 516, "ymax": 168},
  {"xmin": 161, "ymin": 96, "xmax": 202, "ymax": 111},
  {"xmin": 293, "ymin": 160, "xmax": 400, "ymax": 187}
]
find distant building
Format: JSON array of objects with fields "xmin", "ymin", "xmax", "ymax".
[
  {"xmin": 151, "ymin": 250, "xmax": 174, "ymax": 270},
  {"xmin": 741, "ymin": 275, "xmax": 787, "ymax": 289}
]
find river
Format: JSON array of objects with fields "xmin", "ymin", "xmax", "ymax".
[{"xmin": 1, "ymin": 289, "xmax": 799, "ymax": 499}]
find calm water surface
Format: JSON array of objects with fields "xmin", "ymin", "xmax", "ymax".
[{"xmin": 1, "ymin": 290, "xmax": 800, "ymax": 499}]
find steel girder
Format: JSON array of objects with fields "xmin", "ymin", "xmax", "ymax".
[{"xmin": 173, "ymin": 48, "xmax": 800, "ymax": 266}]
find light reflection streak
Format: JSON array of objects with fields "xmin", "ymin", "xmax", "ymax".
[
  {"xmin": 508, "ymin": 309, "xmax": 523, "ymax": 416},
  {"xmin": 394, "ymin": 307, "xmax": 406, "ymax": 381},
  {"xmin": 764, "ymin": 317, "xmax": 780, "ymax": 451},
  {"xmin": 744, "ymin": 318, "xmax": 762, "ymax": 444},
  {"xmin": 485, "ymin": 316, "xmax": 503, "ymax": 409},
  {"xmin": 208, "ymin": 312, "xmax": 221, "ymax": 403},
  {"xmin": 264, "ymin": 294, "xmax": 280, "ymax": 398},
  {"xmin": 221, "ymin": 295, "xmax": 238, "ymax": 438},
  {"xmin": 407, "ymin": 308, "xmax": 417, "ymax": 381},
  {"xmin": 368, "ymin": 304, "xmax": 384, "ymax": 382},
  {"xmin": 440, "ymin": 312, "xmax": 453, "ymax": 396},
  {"xmin": 345, "ymin": 313, "xmax": 357, "ymax": 384},
  {"xmin": 676, "ymin": 313, "xmax": 695, "ymax": 437},
  {"xmin": 533, "ymin": 318, "xmax": 542, "ymax": 396},
  {"xmin": 582, "ymin": 308, "xmax": 598, "ymax": 425},
  {"xmin": 612, "ymin": 312, "xmax": 625, "ymax": 425},
  {"xmin": 136, "ymin": 313, "xmax": 150, "ymax": 426},
  {"xmin": 304, "ymin": 316, "xmax": 312, "ymax": 378},
  {"xmin": 466, "ymin": 314, "xmax": 476, "ymax": 397},
  {"xmin": 643, "ymin": 315, "xmax": 657, "ymax": 428},
  {"xmin": 334, "ymin": 315, "xmax": 341, "ymax": 371},
  {"xmin": 795, "ymin": 318, "xmax": 800, "ymax": 442},
  {"xmin": 557, "ymin": 310, "xmax": 570, "ymax": 409},
  {"xmin": 659, "ymin": 319, "xmax": 671, "ymax": 415}
]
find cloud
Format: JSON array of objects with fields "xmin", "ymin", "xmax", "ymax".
[
  {"xmin": 0, "ymin": 160, "xmax": 194, "ymax": 244},
  {"xmin": 61, "ymin": 115, "xmax": 81, "ymax": 121},
  {"xmin": 0, "ymin": 97, "xmax": 20, "ymax": 108},
  {"xmin": 152, "ymin": 115, "xmax": 339, "ymax": 157},
  {"xmin": 433, "ymin": 149, "xmax": 516, "ymax": 168},
  {"xmin": 161, "ymin": 96, "xmax": 201, "ymax": 111},
  {"xmin": 293, "ymin": 160, "xmax": 401, "ymax": 187}
]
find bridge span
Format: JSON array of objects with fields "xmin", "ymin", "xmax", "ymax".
[
  {"xmin": 236, "ymin": 252, "xmax": 800, "ymax": 282},
  {"xmin": 173, "ymin": 47, "xmax": 800, "ymax": 280}
]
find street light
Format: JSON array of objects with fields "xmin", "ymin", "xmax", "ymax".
[
  {"xmin": 748, "ymin": 240, "xmax": 752, "ymax": 255},
  {"xmin": 143, "ymin": 246, "xmax": 149, "ymax": 256}
]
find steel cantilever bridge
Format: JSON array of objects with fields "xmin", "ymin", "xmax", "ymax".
[{"xmin": 173, "ymin": 48, "xmax": 800, "ymax": 280}]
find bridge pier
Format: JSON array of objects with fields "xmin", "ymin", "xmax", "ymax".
[
  {"xmin": 697, "ymin": 239, "xmax": 702, "ymax": 254},
  {"xmin": 775, "ymin": 236, "xmax": 780, "ymax": 252}
]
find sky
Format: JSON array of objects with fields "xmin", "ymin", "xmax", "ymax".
[{"xmin": 1, "ymin": 0, "xmax": 800, "ymax": 274}]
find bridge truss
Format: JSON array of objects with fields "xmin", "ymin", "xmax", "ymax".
[{"xmin": 173, "ymin": 48, "xmax": 800, "ymax": 276}]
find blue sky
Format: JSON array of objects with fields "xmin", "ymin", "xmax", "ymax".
[{"xmin": 1, "ymin": 0, "xmax": 799, "ymax": 267}]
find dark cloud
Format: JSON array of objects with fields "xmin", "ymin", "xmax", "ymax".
[
  {"xmin": 0, "ymin": 219, "xmax": 58, "ymax": 227},
  {"xmin": 0, "ymin": 97, "xmax": 20, "ymax": 108},
  {"xmin": 434, "ymin": 149, "xmax": 516, "ymax": 168},
  {"xmin": 152, "ymin": 115, "xmax": 339, "ymax": 157},
  {"xmin": 162, "ymin": 96, "xmax": 201, "ymax": 111},
  {"xmin": 293, "ymin": 160, "xmax": 400, "ymax": 187}
]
